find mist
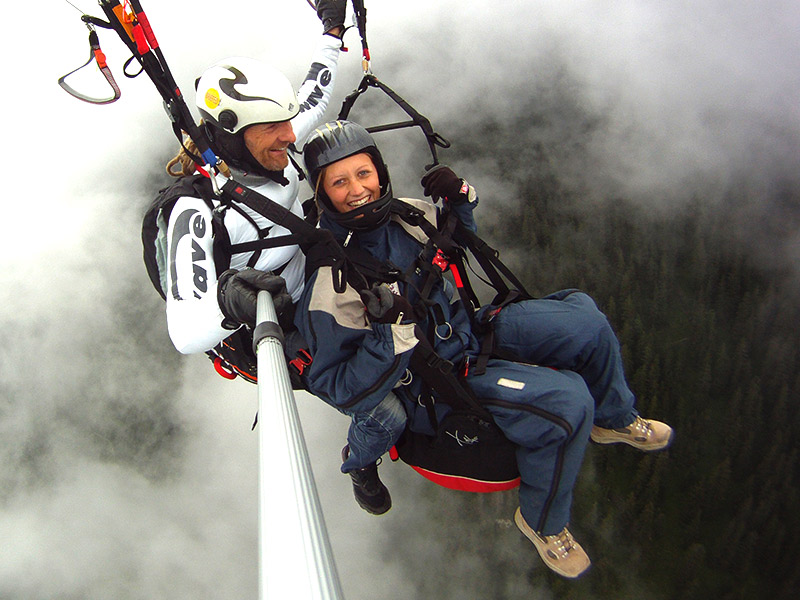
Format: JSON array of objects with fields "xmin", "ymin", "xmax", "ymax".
[{"xmin": 2, "ymin": 0, "xmax": 799, "ymax": 598}]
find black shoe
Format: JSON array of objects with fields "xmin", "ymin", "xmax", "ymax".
[{"xmin": 343, "ymin": 446, "xmax": 392, "ymax": 515}]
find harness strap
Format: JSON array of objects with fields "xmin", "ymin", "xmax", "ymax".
[
  {"xmin": 342, "ymin": 244, "xmax": 404, "ymax": 285},
  {"xmin": 229, "ymin": 234, "xmax": 307, "ymax": 255},
  {"xmin": 58, "ymin": 25, "xmax": 121, "ymax": 104},
  {"xmin": 471, "ymin": 290, "xmax": 525, "ymax": 376},
  {"xmin": 95, "ymin": 0, "xmax": 219, "ymax": 168},
  {"xmin": 454, "ymin": 220, "xmax": 533, "ymax": 303},
  {"xmin": 338, "ymin": 74, "xmax": 451, "ymax": 169},
  {"xmin": 392, "ymin": 201, "xmax": 483, "ymax": 315},
  {"xmin": 409, "ymin": 325, "xmax": 493, "ymax": 422},
  {"xmin": 219, "ymin": 179, "xmax": 365, "ymax": 293}
]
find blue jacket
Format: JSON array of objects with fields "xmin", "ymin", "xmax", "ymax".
[{"xmin": 294, "ymin": 194, "xmax": 481, "ymax": 432}]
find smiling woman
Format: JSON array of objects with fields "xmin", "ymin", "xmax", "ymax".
[{"xmin": 321, "ymin": 153, "xmax": 382, "ymax": 213}]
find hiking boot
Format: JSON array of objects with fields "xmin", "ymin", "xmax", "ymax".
[
  {"xmin": 343, "ymin": 446, "xmax": 392, "ymax": 515},
  {"xmin": 590, "ymin": 415, "xmax": 674, "ymax": 452},
  {"xmin": 514, "ymin": 507, "xmax": 590, "ymax": 579}
]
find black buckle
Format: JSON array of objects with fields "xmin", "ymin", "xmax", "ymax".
[{"xmin": 425, "ymin": 354, "xmax": 453, "ymax": 374}]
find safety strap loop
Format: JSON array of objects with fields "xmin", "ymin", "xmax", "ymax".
[
  {"xmin": 58, "ymin": 24, "xmax": 121, "ymax": 105},
  {"xmin": 338, "ymin": 74, "xmax": 451, "ymax": 169}
]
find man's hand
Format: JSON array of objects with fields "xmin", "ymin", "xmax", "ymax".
[
  {"xmin": 217, "ymin": 268, "xmax": 292, "ymax": 329},
  {"xmin": 315, "ymin": 0, "xmax": 347, "ymax": 36},
  {"xmin": 360, "ymin": 285, "xmax": 415, "ymax": 324}
]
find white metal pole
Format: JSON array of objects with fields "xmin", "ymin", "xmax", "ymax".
[{"xmin": 254, "ymin": 291, "xmax": 344, "ymax": 600}]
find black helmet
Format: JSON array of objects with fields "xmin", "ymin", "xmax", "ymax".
[{"xmin": 303, "ymin": 120, "xmax": 393, "ymax": 230}]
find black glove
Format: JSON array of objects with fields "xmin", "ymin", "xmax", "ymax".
[
  {"xmin": 420, "ymin": 164, "xmax": 469, "ymax": 205},
  {"xmin": 315, "ymin": 0, "xmax": 347, "ymax": 35},
  {"xmin": 360, "ymin": 285, "xmax": 415, "ymax": 324},
  {"xmin": 217, "ymin": 268, "xmax": 292, "ymax": 330}
]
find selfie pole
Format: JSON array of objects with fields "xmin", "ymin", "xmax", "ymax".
[{"xmin": 253, "ymin": 291, "xmax": 344, "ymax": 599}]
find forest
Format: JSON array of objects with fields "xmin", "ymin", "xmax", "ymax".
[{"xmin": 379, "ymin": 99, "xmax": 800, "ymax": 599}]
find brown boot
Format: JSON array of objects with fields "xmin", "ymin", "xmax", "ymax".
[
  {"xmin": 514, "ymin": 508, "xmax": 591, "ymax": 579},
  {"xmin": 590, "ymin": 415, "xmax": 674, "ymax": 452}
]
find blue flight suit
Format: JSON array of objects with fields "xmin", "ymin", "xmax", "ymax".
[{"xmin": 295, "ymin": 192, "xmax": 637, "ymax": 535}]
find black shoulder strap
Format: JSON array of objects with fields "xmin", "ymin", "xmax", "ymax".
[{"xmin": 220, "ymin": 179, "xmax": 359, "ymax": 293}]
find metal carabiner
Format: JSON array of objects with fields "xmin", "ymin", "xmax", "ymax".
[
  {"xmin": 417, "ymin": 394, "xmax": 435, "ymax": 408},
  {"xmin": 397, "ymin": 369, "xmax": 413, "ymax": 386},
  {"xmin": 435, "ymin": 321, "xmax": 453, "ymax": 341}
]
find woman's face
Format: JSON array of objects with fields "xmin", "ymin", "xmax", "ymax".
[{"xmin": 321, "ymin": 153, "xmax": 381, "ymax": 213}]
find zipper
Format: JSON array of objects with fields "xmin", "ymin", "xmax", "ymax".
[
  {"xmin": 481, "ymin": 398, "xmax": 572, "ymax": 532},
  {"xmin": 340, "ymin": 354, "xmax": 403, "ymax": 409}
]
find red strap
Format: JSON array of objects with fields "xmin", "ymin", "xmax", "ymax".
[
  {"xmin": 135, "ymin": 11, "xmax": 159, "ymax": 49},
  {"xmin": 449, "ymin": 263, "xmax": 464, "ymax": 288},
  {"xmin": 132, "ymin": 23, "xmax": 150, "ymax": 56}
]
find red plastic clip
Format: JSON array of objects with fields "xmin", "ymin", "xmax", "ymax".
[
  {"xmin": 289, "ymin": 348, "xmax": 313, "ymax": 376},
  {"xmin": 432, "ymin": 249, "xmax": 449, "ymax": 271}
]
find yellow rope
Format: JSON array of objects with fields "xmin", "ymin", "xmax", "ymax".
[{"xmin": 166, "ymin": 130, "xmax": 231, "ymax": 178}]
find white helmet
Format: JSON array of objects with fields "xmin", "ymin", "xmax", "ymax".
[{"xmin": 195, "ymin": 56, "xmax": 300, "ymax": 133}]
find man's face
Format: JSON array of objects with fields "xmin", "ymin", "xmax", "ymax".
[{"xmin": 243, "ymin": 121, "xmax": 297, "ymax": 171}]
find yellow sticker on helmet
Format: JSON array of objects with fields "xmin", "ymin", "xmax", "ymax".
[{"xmin": 205, "ymin": 88, "xmax": 221, "ymax": 110}]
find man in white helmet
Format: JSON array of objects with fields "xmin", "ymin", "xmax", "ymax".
[{"xmin": 162, "ymin": 1, "xmax": 346, "ymax": 356}]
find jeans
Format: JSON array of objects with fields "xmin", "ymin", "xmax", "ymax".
[{"xmin": 340, "ymin": 391, "xmax": 407, "ymax": 473}]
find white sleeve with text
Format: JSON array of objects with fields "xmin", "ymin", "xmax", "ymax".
[{"xmin": 165, "ymin": 195, "xmax": 231, "ymax": 354}]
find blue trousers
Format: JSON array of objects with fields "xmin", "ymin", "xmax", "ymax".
[
  {"xmin": 474, "ymin": 290, "xmax": 637, "ymax": 534},
  {"xmin": 341, "ymin": 290, "xmax": 637, "ymax": 536}
]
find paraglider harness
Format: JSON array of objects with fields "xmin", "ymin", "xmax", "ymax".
[
  {"xmin": 141, "ymin": 173, "xmax": 319, "ymax": 387},
  {"xmin": 61, "ymin": 0, "xmax": 531, "ymax": 492},
  {"xmin": 326, "ymin": 193, "xmax": 534, "ymax": 492},
  {"xmin": 326, "ymin": 35, "xmax": 535, "ymax": 490}
]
